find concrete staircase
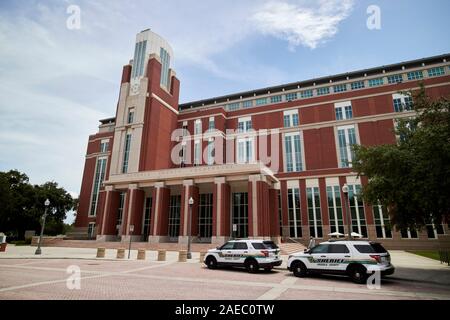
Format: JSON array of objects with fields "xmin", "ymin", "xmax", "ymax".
[{"xmin": 279, "ymin": 242, "xmax": 307, "ymax": 255}]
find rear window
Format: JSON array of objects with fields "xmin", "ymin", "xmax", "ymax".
[
  {"xmin": 252, "ymin": 243, "xmax": 266, "ymax": 249},
  {"xmin": 354, "ymin": 243, "xmax": 387, "ymax": 254},
  {"xmin": 263, "ymin": 241, "xmax": 279, "ymax": 249}
]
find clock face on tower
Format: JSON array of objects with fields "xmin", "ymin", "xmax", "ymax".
[{"xmin": 131, "ymin": 83, "xmax": 140, "ymax": 94}]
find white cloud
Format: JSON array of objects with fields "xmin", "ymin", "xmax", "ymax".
[{"xmin": 251, "ymin": 0, "xmax": 355, "ymax": 49}]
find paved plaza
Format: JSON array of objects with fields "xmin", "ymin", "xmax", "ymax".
[{"xmin": 0, "ymin": 246, "xmax": 449, "ymax": 300}]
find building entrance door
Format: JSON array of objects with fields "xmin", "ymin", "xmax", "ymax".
[{"xmin": 232, "ymin": 192, "xmax": 248, "ymax": 239}]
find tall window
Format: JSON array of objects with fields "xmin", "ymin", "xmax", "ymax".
[
  {"xmin": 232, "ymin": 192, "xmax": 248, "ymax": 238},
  {"xmin": 335, "ymin": 102, "xmax": 353, "ymax": 120},
  {"xmin": 284, "ymin": 133, "xmax": 303, "ymax": 172},
  {"xmin": 373, "ymin": 204, "xmax": 392, "ymax": 238},
  {"xmin": 283, "ymin": 110, "xmax": 299, "ymax": 127},
  {"xmin": 208, "ymin": 117, "xmax": 215, "ymax": 130},
  {"xmin": 307, "ymin": 187, "xmax": 322, "ymax": 238},
  {"xmin": 198, "ymin": 194, "xmax": 213, "ymax": 238},
  {"xmin": 348, "ymin": 184, "xmax": 367, "ymax": 237},
  {"xmin": 237, "ymin": 117, "xmax": 253, "ymax": 164},
  {"xmin": 327, "ymin": 185, "xmax": 344, "ymax": 234},
  {"xmin": 122, "ymin": 133, "xmax": 132, "ymax": 173},
  {"xmin": 194, "ymin": 140, "xmax": 201, "ymax": 166},
  {"xmin": 207, "ymin": 139, "xmax": 215, "ymax": 165},
  {"xmin": 100, "ymin": 140, "xmax": 109, "ymax": 153},
  {"xmin": 142, "ymin": 197, "xmax": 152, "ymax": 239},
  {"xmin": 278, "ymin": 190, "xmax": 283, "ymax": 236},
  {"xmin": 90, "ymin": 157, "xmax": 107, "ymax": 216},
  {"xmin": 287, "ymin": 188, "xmax": 302, "ymax": 238},
  {"xmin": 337, "ymin": 125, "xmax": 357, "ymax": 168},
  {"xmin": 160, "ymin": 47, "xmax": 171, "ymax": 89},
  {"xmin": 401, "ymin": 228, "xmax": 418, "ymax": 239},
  {"xmin": 132, "ymin": 40, "xmax": 147, "ymax": 78},
  {"xmin": 392, "ymin": 94, "xmax": 413, "ymax": 112},
  {"xmin": 127, "ymin": 108, "xmax": 135, "ymax": 124},
  {"xmin": 194, "ymin": 119, "xmax": 202, "ymax": 135},
  {"xmin": 168, "ymin": 195, "xmax": 181, "ymax": 239}
]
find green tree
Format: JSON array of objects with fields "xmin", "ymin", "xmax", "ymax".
[
  {"xmin": 0, "ymin": 170, "xmax": 76, "ymax": 239},
  {"xmin": 353, "ymin": 86, "xmax": 450, "ymax": 231}
]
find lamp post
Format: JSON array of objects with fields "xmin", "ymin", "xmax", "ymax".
[
  {"xmin": 187, "ymin": 197, "xmax": 194, "ymax": 259},
  {"xmin": 35, "ymin": 199, "xmax": 50, "ymax": 255},
  {"xmin": 128, "ymin": 225, "xmax": 134, "ymax": 259},
  {"xmin": 342, "ymin": 184, "xmax": 352, "ymax": 241}
]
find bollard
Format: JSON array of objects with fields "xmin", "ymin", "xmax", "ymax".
[
  {"xmin": 96, "ymin": 247, "xmax": 106, "ymax": 258},
  {"xmin": 157, "ymin": 250, "xmax": 166, "ymax": 261},
  {"xmin": 137, "ymin": 249, "xmax": 146, "ymax": 260},
  {"xmin": 178, "ymin": 250, "xmax": 187, "ymax": 262},
  {"xmin": 199, "ymin": 251, "xmax": 206, "ymax": 263},
  {"xmin": 116, "ymin": 248, "xmax": 125, "ymax": 259}
]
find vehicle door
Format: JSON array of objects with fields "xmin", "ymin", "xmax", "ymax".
[
  {"xmin": 307, "ymin": 244, "xmax": 329, "ymax": 270},
  {"xmin": 218, "ymin": 241, "xmax": 235, "ymax": 264},
  {"xmin": 233, "ymin": 241, "xmax": 249, "ymax": 265},
  {"xmin": 326, "ymin": 244, "xmax": 351, "ymax": 272}
]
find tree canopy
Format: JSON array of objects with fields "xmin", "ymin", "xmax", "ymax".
[
  {"xmin": 353, "ymin": 86, "xmax": 450, "ymax": 230},
  {"xmin": 0, "ymin": 170, "xmax": 76, "ymax": 239}
]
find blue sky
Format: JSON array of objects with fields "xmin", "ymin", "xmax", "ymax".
[{"xmin": 0, "ymin": 0, "xmax": 449, "ymax": 223}]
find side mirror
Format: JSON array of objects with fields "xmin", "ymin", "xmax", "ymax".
[
  {"xmin": 216, "ymin": 246, "xmax": 220, "ymax": 250},
  {"xmin": 304, "ymin": 249, "xmax": 311, "ymax": 254}
]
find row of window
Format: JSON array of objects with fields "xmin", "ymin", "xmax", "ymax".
[
  {"xmin": 286, "ymin": 185, "xmax": 445, "ymax": 239},
  {"xmin": 221, "ymin": 66, "xmax": 447, "ymax": 111},
  {"xmin": 187, "ymin": 94, "xmax": 413, "ymax": 140}
]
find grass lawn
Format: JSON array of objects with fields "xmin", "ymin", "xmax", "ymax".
[{"xmin": 408, "ymin": 250, "xmax": 441, "ymax": 261}]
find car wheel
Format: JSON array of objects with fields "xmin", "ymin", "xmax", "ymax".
[
  {"xmin": 245, "ymin": 259, "xmax": 259, "ymax": 273},
  {"xmin": 348, "ymin": 265, "xmax": 368, "ymax": 284},
  {"xmin": 205, "ymin": 256, "xmax": 217, "ymax": 269},
  {"xmin": 292, "ymin": 261, "xmax": 307, "ymax": 277}
]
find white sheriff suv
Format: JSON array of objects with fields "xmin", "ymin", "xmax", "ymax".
[
  {"xmin": 287, "ymin": 240, "xmax": 395, "ymax": 283},
  {"xmin": 204, "ymin": 239, "xmax": 282, "ymax": 273}
]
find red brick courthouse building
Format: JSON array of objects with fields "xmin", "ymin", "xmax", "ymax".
[{"xmin": 73, "ymin": 29, "xmax": 450, "ymax": 249}]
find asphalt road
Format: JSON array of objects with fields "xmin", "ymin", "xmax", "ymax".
[{"xmin": 0, "ymin": 258, "xmax": 449, "ymax": 300}]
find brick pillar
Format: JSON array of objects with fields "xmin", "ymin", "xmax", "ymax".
[
  {"xmin": 97, "ymin": 186, "xmax": 120, "ymax": 241},
  {"xmin": 269, "ymin": 187, "xmax": 281, "ymax": 240},
  {"xmin": 121, "ymin": 184, "xmax": 145, "ymax": 242},
  {"xmin": 318, "ymin": 178, "xmax": 330, "ymax": 239},
  {"xmin": 212, "ymin": 177, "xmax": 230, "ymax": 245},
  {"xmin": 248, "ymin": 174, "xmax": 271, "ymax": 239},
  {"xmin": 148, "ymin": 182, "xmax": 171, "ymax": 243},
  {"xmin": 280, "ymin": 180, "xmax": 289, "ymax": 239},
  {"xmin": 179, "ymin": 180, "xmax": 199, "ymax": 244},
  {"xmin": 299, "ymin": 179, "xmax": 309, "ymax": 240}
]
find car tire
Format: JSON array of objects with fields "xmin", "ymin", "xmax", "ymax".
[
  {"xmin": 348, "ymin": 264, "xmax": 368, "ymax": 284},
  {"xmin": 292, "ymin": 261, "xmax": 307, "ymax": 277},
  {"xmin": 205, "ymin": 256, "xmax": 217, "ymax": 269},
  {"xmin": 245, "ymin": 259, "xmax": 259, "ymax": 273}
]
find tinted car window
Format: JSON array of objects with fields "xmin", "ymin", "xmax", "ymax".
[
  {"xmin": 310, "ymin": 244, "xmax": 329, "ymax": 254},
  {"xmin": 354, "ymin": 244, "xmax": 387, "ymax": 254},
  {"xmin": 252, "ymin": 243, "xmax": 266, "ymax": 249},
  {"xmin": 220, "ymin": 242, "xmax": 234, "ymax": 250},
  {"xmin": 328, "ymin": 244, "xmax": 350, "ymax": 253},
  {"xmin": 263, "ymin": 241, "xmax": 279, "ymax": 249},
  {"xmin": 233, "ymin": 242, "xmax": 248, "ymax": 250}
]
